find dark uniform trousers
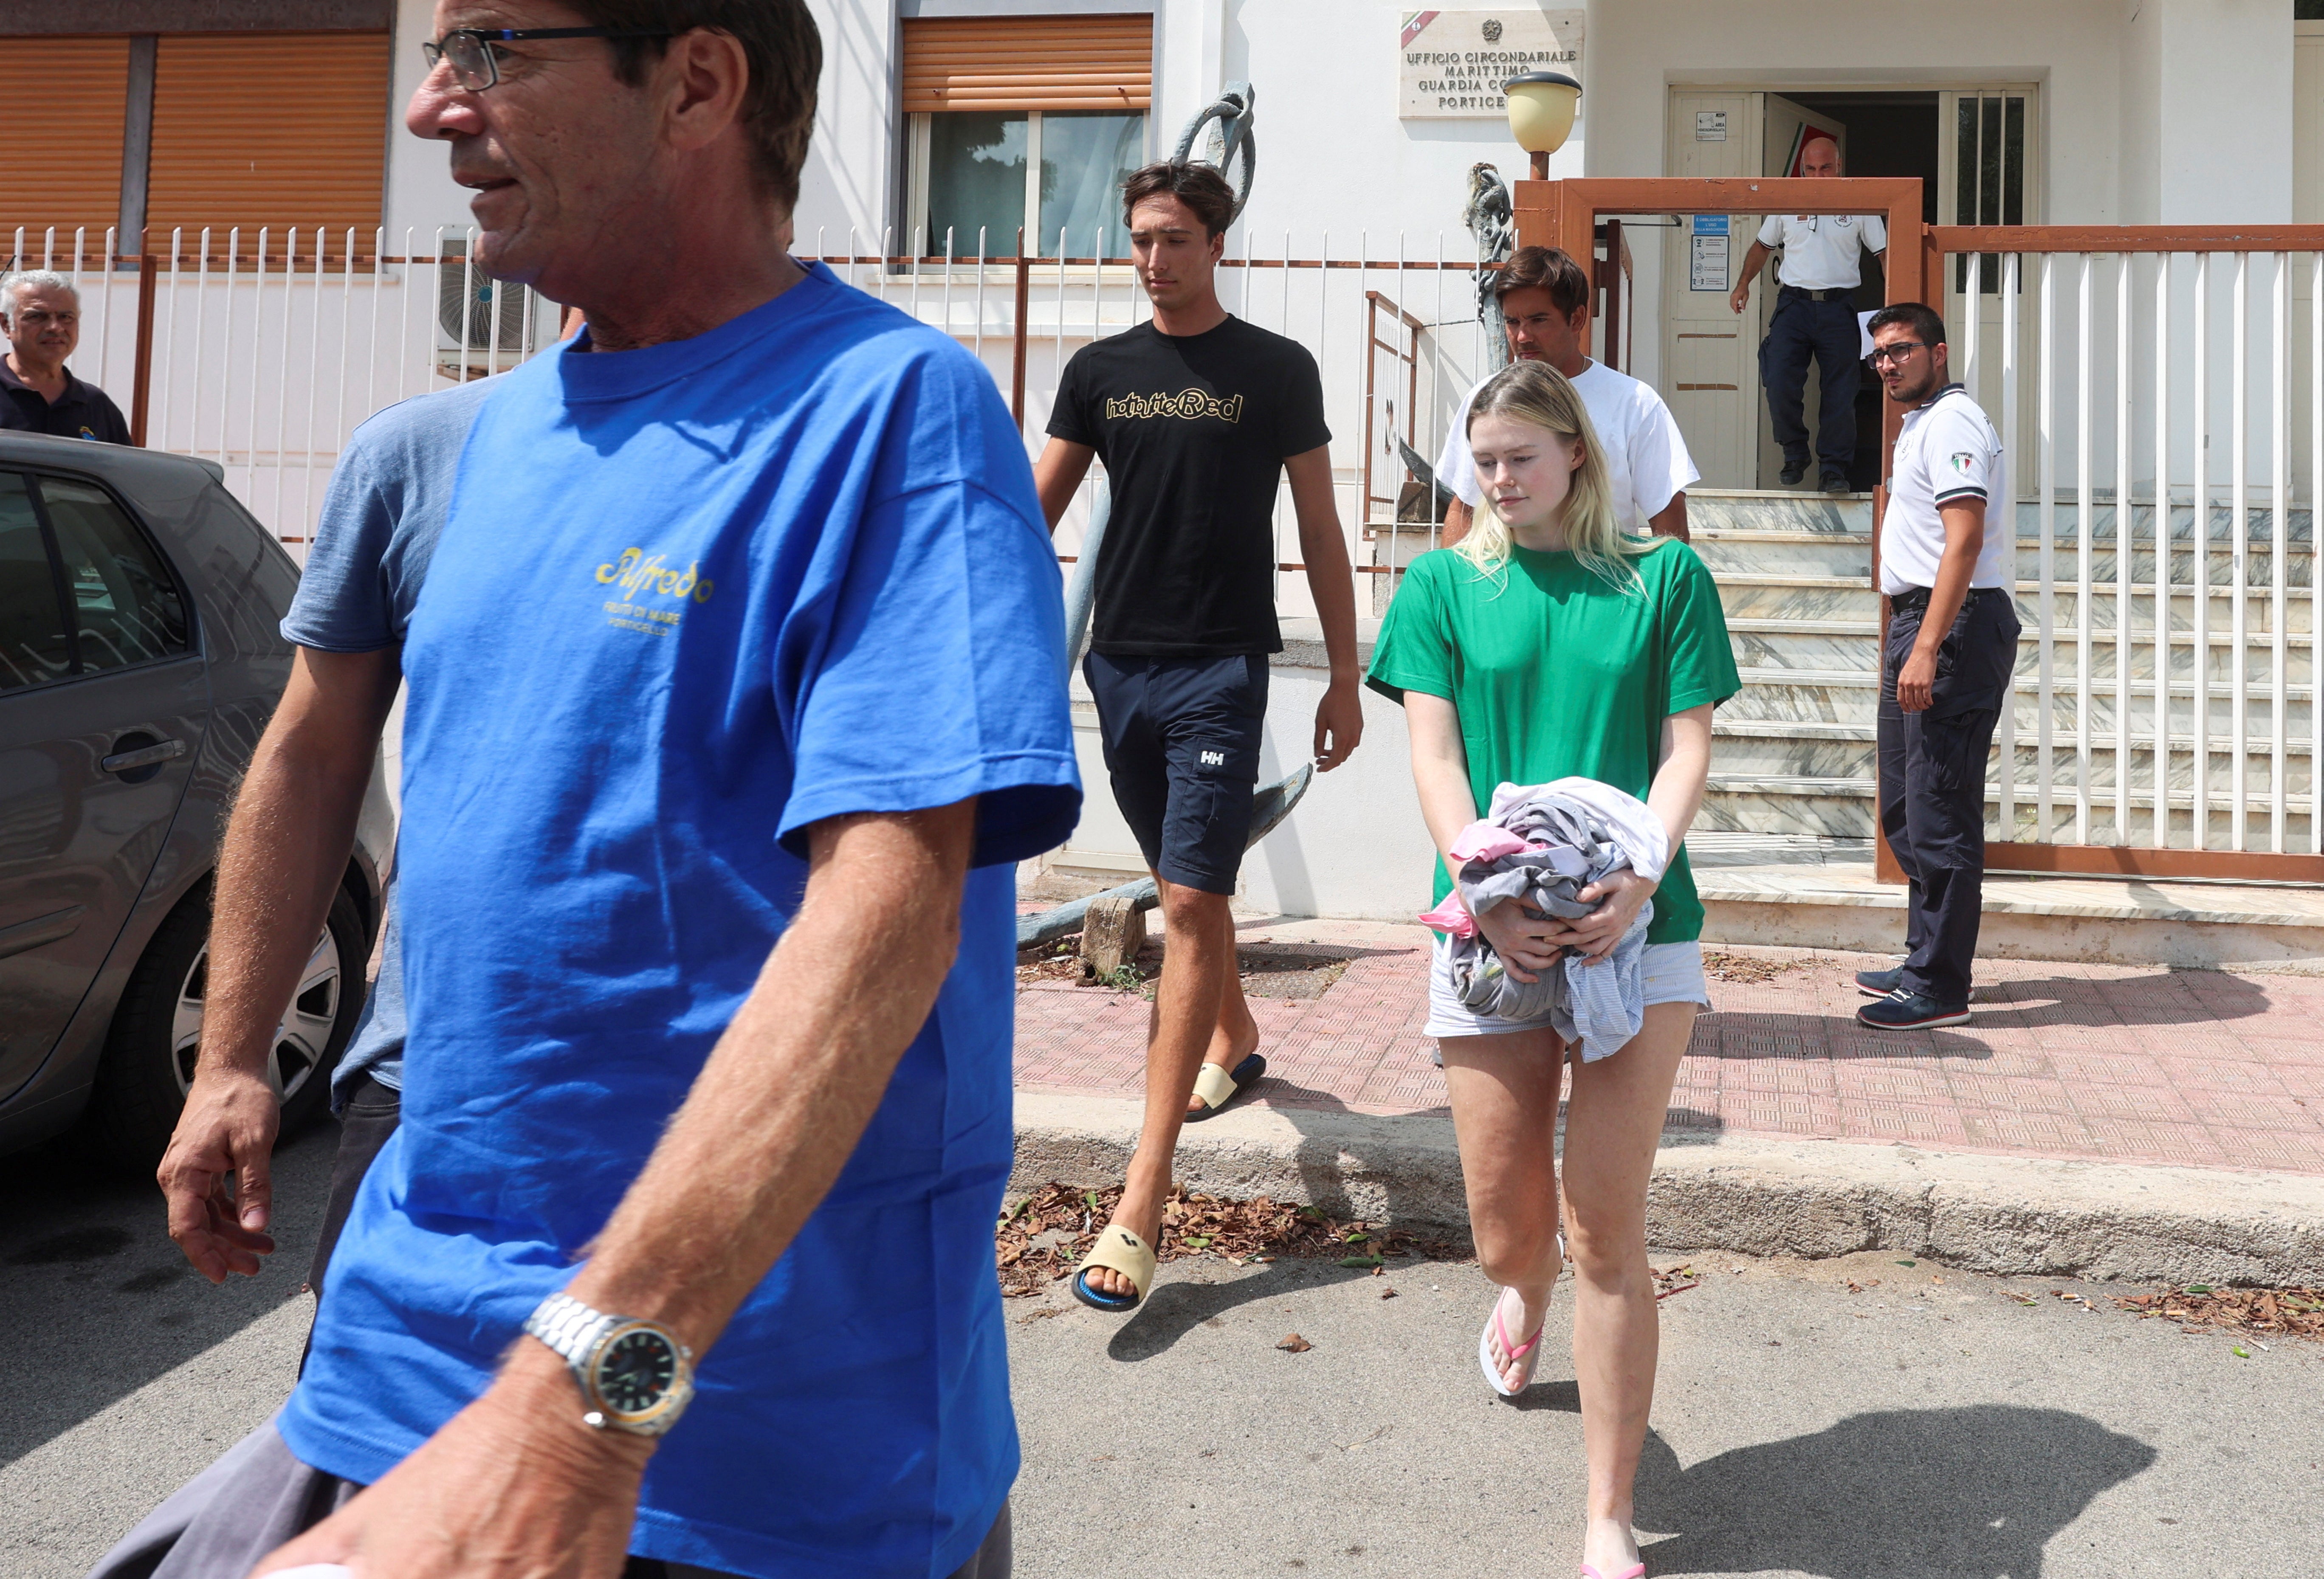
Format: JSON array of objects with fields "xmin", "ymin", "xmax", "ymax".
[
  {"xmin": 1760, "ymin": 286, "xmax": 1862, "ymax": 481},
  {"xmin": 1877, "ymin": 587, "xmax": 2022, "ymax": 1007}
]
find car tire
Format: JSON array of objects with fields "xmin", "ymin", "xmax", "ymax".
[{"xmin": 84, "ymin": 883, "xmax": 369, "ymax": 1171}]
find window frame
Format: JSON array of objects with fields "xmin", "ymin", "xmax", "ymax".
[
  {"xmin": 903, "ymin": 107, "xmax": 1151, "ymax": 262},
  {"xmin": 6, "ymin": 466, "xmax": 200, "ymax": 695}
]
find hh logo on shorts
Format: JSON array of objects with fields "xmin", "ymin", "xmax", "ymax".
[{"xmin": 1200, "ymin": 749, "xmax": 1227, "ymax": 766}]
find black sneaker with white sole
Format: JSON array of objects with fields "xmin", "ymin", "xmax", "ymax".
[
  {"xmin": 1856, "ymin": 990, "xmax": 1971, "ymax": 1030},
  {"xmin": 1855, "ymin": 966, "xmax": 1903, "ymax": 997}
]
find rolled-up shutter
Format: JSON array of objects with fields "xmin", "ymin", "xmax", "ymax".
[
  {"xmin": 147, "ymin": 32, "xmax": 389, "ymax": 258},
  {"xmin": 0, "ymin": 37, "xmax": 129, "ymax": 261},
  {"xmin": 901, "ymin": 14, "xmax": 1152, "ymax": 113}
]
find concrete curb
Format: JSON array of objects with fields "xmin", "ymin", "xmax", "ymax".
[{"xmin": 1013, "ymin": 1090, "xmax": 2324, "ymax": 1286}]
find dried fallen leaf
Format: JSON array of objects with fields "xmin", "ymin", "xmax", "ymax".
[
  {"xmin": 1278, "ymin": 1333, "xmax": 1314, "ymax": 1352},
  {"xmin": 1380, "ymin": 1286, "xmax": 1398, "ymax": 1299}
]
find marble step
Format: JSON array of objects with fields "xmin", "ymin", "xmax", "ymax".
[
  {"xmin": 1692, "ymin": 533, "xmax": 2314, "ymax": 590},
  {"xmin": 1711, "ymin": 728, "xmax": 2313, "ymax": 794},
  {"xmin": 1690, "ymin": 840, "xmax": 2324, "ymax": 969},
  {"xmin": 1715, "ymin": 575, "xmax": 2316, "ymax": 633},
  {"xmin": 1729, "ymin": 673, "xmax": 2305, "ymax": 734},
  {"xmin": 1689, "ymin": 491, "xmax": 2317, "ymax": 549},
  {"xmin": 1729, "ymin": 631, "xmax": 2318, "ymax": 685},
  {"xmin": 1684, "ymin": 490, "xmax": 1871, "ymax": 535},
  {"xmin": 1701, "ymin": 771, "xmax": 2315, "ymax": 845}
]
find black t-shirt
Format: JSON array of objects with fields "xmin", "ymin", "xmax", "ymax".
[
  {"xmin": 0, "ymin": 362, "xmax": 130, "ymax": 444},
  {"xmin": 1049, "ymin": 316, "xmax": 1330, "ymax": 656}
]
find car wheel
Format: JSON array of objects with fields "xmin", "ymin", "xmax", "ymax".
[{"xmin": 85, "ymin": 884, "xmax": 370, "ymax": 1171}]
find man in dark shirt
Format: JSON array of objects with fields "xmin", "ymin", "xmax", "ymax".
[
  {"xmin": 0, "ymin": 270, "xmax": 131, "ymax": 443},
  {"xmin": 1034, "ymin": 160, "xmax": 1364, "ymax": 1313}
]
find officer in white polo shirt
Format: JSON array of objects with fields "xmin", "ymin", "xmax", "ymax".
[
  {"xmin": 1855, "ymin": 302, "xmax": 2021, "ymax": 1031},
  {"xmin": 1728, "ymin": 135, "xmax": 1886, "ymax": 493},
  {"xmin": 1437, "ymin": 245, "xmax": 1698, "ymax": 545}
]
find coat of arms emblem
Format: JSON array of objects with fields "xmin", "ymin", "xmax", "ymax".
[{"xmin": 1481, "ymin": 17, "xmax": 1503, "ymax": 42}]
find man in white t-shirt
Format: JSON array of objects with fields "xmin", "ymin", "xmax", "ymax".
[
  {"xmin": 1727, "ymin": 135, "xmax": 1887, "ymax": 493},
  {"xmin": 1855, "ymin": 301, "xmax": 2021, "ymax": 1033},
  {"xmin": 1436, "ymin": 245, "xmax": 1698, "ymax": 544}
]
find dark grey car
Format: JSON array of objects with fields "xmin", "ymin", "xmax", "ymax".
[{"xmin": 0, "ymin": 433, "xmax": 390, "ymax": 1165}]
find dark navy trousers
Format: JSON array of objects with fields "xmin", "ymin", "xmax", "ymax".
[
  {"xmin": 1760, "ymin": 290, "xmax": 1863, "ymax": 481},
  {"xmin": 1877, "ymin": 588, "xmax": 2022, "ymax": 1007}
]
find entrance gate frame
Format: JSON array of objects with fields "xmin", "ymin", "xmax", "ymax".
[{"xmin": 1518, "ymin": 180, "xmax": 2324, "ymax": 885}]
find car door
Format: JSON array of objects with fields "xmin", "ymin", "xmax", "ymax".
[{"xmin": 0, "ymin": 469, "xmax": 209, "ymax": 1103}]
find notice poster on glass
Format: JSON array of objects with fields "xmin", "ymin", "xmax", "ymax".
[{"xmin": 1689, "ymin": 215, "xmax": 1729, "ymax": 292}]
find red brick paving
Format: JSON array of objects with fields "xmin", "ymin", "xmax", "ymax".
[{"xmin": 1013, "ymin": 925, "xmax": 2324, "ymax": 1176}]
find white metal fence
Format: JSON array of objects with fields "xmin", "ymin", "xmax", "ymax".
[
  {"xmin": 8, "ymin": 223, "xmax": 1498, "ymax": 607},
  {"xmin": 1946, "ymin": 244, "xmax": 2316, "ymax": 857}
]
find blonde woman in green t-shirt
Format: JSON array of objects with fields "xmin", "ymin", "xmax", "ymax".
[{"xmin": 1366, "ymin": 360, "xmax": 1738, "ymax": 1579}]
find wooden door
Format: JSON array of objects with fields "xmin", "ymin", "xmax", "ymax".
[{"xmin": 1660, "ymin": 90, "xmax": 1761, "ymax": 488}]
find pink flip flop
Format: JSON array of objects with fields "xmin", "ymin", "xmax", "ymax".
[
  {"xmin": 1580, "ymin": 1567, "xmax": 1644, "ymax": 1579},
  {"xmin": 1476, "ymin": 1286, "xmax": 1543, "ymax": 1397}
]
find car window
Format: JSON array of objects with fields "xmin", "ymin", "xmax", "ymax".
[
  {"xmin": 0, "ymin": 473, "xmax": 72, "ymax": 692},
  {"xmin": 35, "ymin": 476, "xmax": 191, "ymax": 674}
]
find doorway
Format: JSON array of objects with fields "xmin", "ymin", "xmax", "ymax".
[{"xmin": 1661, "ymin": 87, "xmax": 2030, "ymax": 491}]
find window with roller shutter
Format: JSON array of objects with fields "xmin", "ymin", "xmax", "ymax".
[
  {"xmin": 145, "ymin": 32, "xmax": 390, "ymax": 264},
  {"xmin": 899, "ymin": 14, "xmax": 1154, "ymax": 259},
  {"xmin": 0, "ymin": 37, "xmax": 130, "ymax": 267}
]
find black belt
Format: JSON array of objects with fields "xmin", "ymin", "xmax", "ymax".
[
  {"xmin": 1779, "ymin": 285, "xmax": 1853, "ymax": 303},
  {"xmin": 1890, "ymin": 586, "xmax": 2007, "ymax": 613}
]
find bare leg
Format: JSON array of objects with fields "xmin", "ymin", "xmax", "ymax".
[
  {"xmin": 1083, "ymin": 876, "xmax": 1237, "ymax": 1300},
  {"xmin": 1438, "ymin": 1027, "xmax": 1566, "ymax": 1392},
  {"xmin": 1560, "ymin": 1000, "xmax": 1697, "ymax": 1574},
  {"xmin": 1185, "ymin": 949, "xmax": 1261, "ymax": 1115}
]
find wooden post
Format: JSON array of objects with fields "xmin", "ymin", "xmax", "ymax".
[
  {"xmin": 128, "ymin": 234, "xmax": 158, "ymax": 448},
  {"xmin": 1009, "ymin": 226, "xmax": 1030, "ymax": 432},
  {"xmin": 1601, "ymin": 217, "xmax": 1624, "ymax": 372}
]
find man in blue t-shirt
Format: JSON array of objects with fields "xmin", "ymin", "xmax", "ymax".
[{"xmin": 97, "ymin": 11, "xmax": 1077, "ymax": 1579}]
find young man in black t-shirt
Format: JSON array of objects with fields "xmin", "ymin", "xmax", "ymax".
[{"xmin": 1035, "ymin": 162, "xmax": 1364, "ymax": 1312}]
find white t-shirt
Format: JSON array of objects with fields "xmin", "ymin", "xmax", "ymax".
[
  {"xmin": 1881, "ymin": 383, "xmax": 2011, "ymax": 595},
  {"xmin": 1754, "ymin": 213, "xmax": 1888, "ymax": 290},
  {"xmin": 1434, "ymin": 359, "xmax": 1700, "ymax": 530}
]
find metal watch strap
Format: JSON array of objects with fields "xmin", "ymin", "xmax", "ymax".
[{"xmin": 522, "ymin": 1290, "xmax": 619, "ymax": 1374}]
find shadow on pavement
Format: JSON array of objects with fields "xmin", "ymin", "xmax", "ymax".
[
  {"xmin": 1106, "ymin": 1256, "xmax": 1382, "ymax": 1362},
  {"xmin": 1634, "ymin": 1404, "xmax": 2157, "ymax": 1576},
  {"xmin": 0, "ymin": 1120, "xmax": 335, "ymax": 1465}
]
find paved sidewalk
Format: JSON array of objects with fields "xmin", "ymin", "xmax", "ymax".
[{"xmin": 1014, "ymin": 915, "xmax": 2324, "ymax": 1177}]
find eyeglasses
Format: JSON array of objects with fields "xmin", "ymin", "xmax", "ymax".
[
  {"xmin": 421, "ymin": 26, "xmax": 675, "ymax": 92},
  {"xmin": 1867, "ymin": 341, "xmax": 1931, "ymax": 369}
]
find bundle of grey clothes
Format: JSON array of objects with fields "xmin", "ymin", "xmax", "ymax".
[{"xmin": 1433, "ymin": 778, "xmax": 1671, "ymax": 1061}]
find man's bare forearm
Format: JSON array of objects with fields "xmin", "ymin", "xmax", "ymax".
[
  {"xmin": 555, "ymin": 800, "xmax": 976, "ymax": 1356},
  {"xmin": 199, "ymin": 649, "xmax": 398, "ymax": 1076}
]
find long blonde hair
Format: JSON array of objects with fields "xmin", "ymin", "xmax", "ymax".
[{"xmin": 1452, "ymin": 360, "xmax": 1650, "ymax": 590}]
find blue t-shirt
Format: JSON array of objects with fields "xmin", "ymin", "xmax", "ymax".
[
  {"xmin": 279, "ymin": 263, "xmax": 1081, "ymax": 1579},
  {"xmin": 282, "ymin": 376, "xmax": 491, "ymax": 1101}
]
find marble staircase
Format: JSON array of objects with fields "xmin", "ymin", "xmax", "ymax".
[{"xmin": 1690, "ymin": 488, "xmax": 2323, "ymax": 969}]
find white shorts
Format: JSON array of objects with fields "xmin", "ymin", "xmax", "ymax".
[{"xmin": 1423, "ymin": 936, "xmax": 1710, "ymax": 1043}]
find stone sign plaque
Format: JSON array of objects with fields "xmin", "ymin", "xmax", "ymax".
[{"xmin": 1399, "ymin": 8, "xmax": 1584, "ymax": 119}]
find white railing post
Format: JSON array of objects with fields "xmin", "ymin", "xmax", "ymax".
[
  {"xmin": 2230, "ymin": 252, "xmax": 2251, "ymax": 851},
  {"xmin": 2270, "ymin": 250, "xmax": 2290, "ymax": 855},
  {"xmin": 2074, "ymin": 253, "xmax": 2093, "ymax": 842},
  {"xmin": 2115, "ymin": 252, "xmax": 2133, "ymax": 844},
  {"xmin": 2037, "ymin": 255, "xmax": 2057, "ymax": 840},
  {"xmin": 1999, "ymin": 251, "xmax": 2020, "ymax": 840},
  {"xmin": 2192, "ymin": 253, "xmax": 2211, "ymax": 850}
]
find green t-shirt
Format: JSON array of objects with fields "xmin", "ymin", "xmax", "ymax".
[{"xmin": 1365, "ymin": 539, "xmax": 1740, "ymax": 944}]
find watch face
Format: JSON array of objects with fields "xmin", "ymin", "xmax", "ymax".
[{"xmin": 593, "ymin": 1327, "xmax": 679, "ymax": 1416}]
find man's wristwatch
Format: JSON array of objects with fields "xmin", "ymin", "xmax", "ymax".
[{"xmin": 522, "ymin": 1290, "xmax": 696, "ymax": 1437}]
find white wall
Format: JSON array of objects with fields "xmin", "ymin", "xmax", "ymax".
[
  {"xmin": 794, "ymin": 0, "xmax": 1582, "ymax": 252},
  {"xmin": 384, "ymin": 0, "xmax": 479, "ymax": 246},
  {"xmin": 2147, "ymin": 0, "xmax": 2296, "ymax": 224}
]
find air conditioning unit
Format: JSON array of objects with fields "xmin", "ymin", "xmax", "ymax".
[{"xmin": 434, "ymin": 237, "xmax": 542, "ymax": 379}]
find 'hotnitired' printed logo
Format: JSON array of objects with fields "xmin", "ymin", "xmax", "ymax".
[{"xmin": 1104, "ymin": 388, "xmax": 1244, "ymax": 423}]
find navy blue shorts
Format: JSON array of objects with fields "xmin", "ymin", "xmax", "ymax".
[{"xmin": 1083, "ymin": 651, "xmax": 1269, "ymax": 895}]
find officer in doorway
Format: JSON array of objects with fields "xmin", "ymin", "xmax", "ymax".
[{"xmin": 1728, "ymin": 134, "xmax": 1885, "ymax": 493}]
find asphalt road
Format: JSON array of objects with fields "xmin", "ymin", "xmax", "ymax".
[{"xmin": 6, "ymin": 1128, "xmax": 2318, "ymax": 1578}]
